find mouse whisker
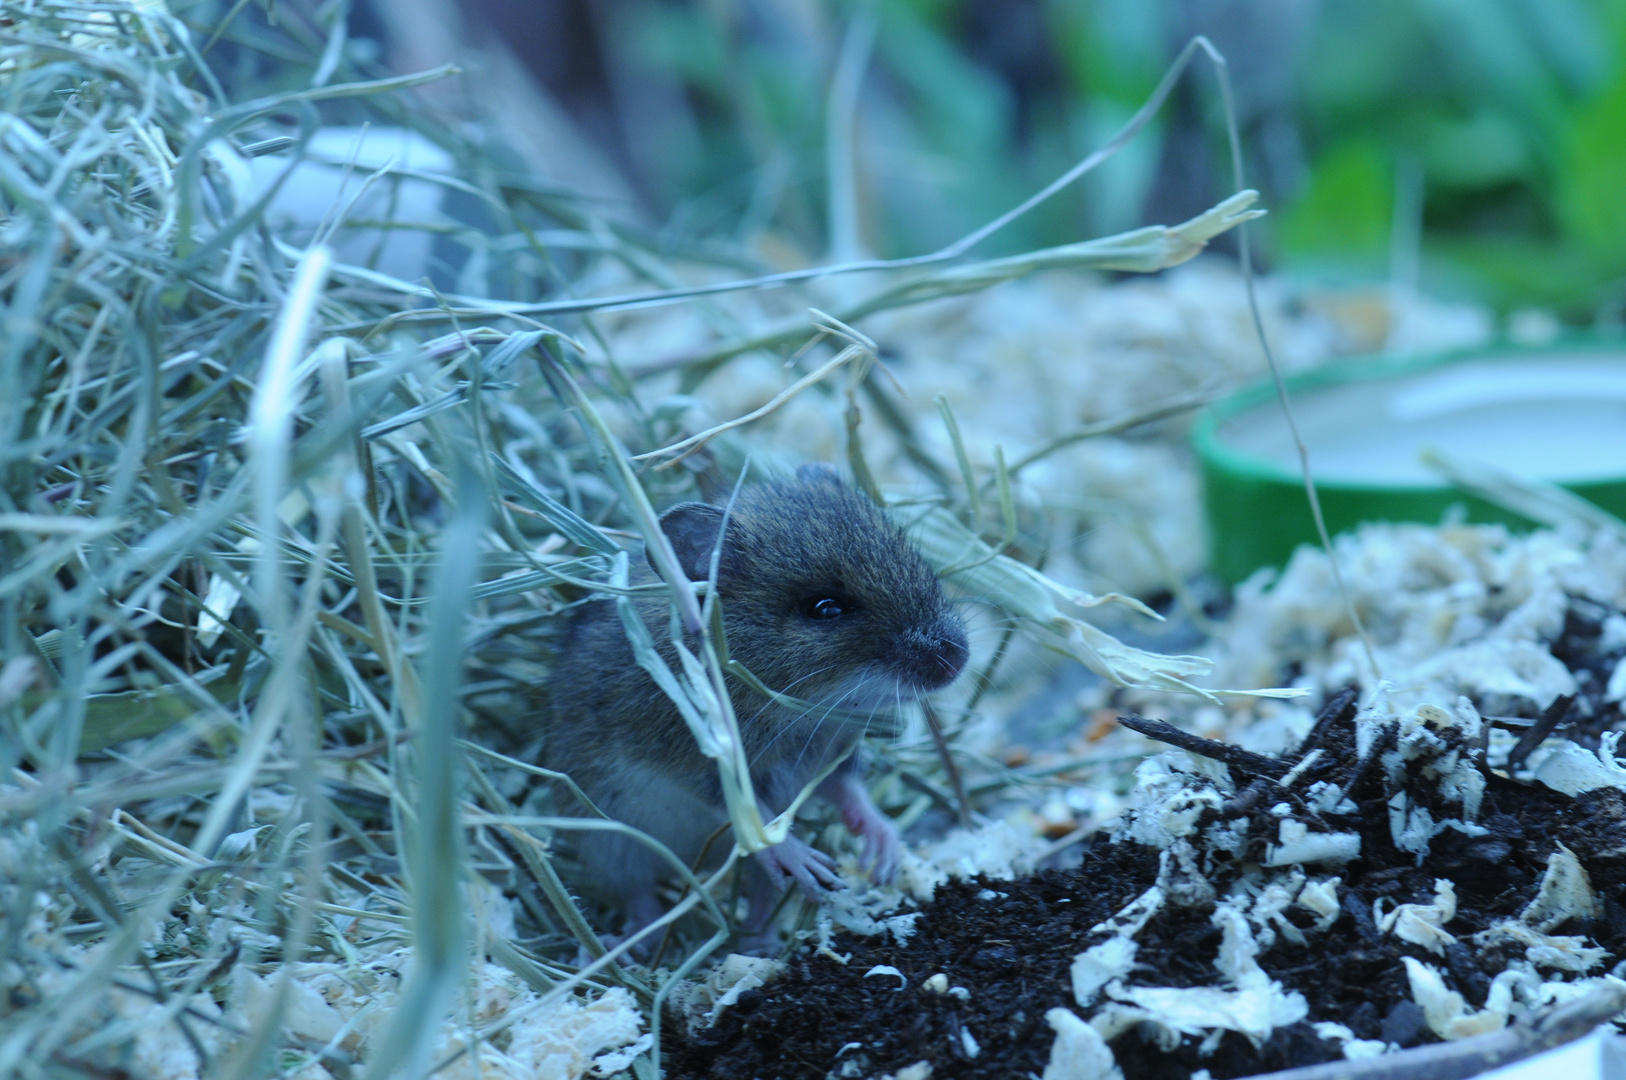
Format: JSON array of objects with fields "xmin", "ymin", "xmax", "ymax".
[
  {"xmin": 855, "ymin": 679, "xmax": 889, "ymax": 750},
  {"xmin": 782, "ymin": 675, "xmax": 860, "ymax": 774},
  {"xmin": 742, "ymin": 663, "xmax": 843, "ymax": 765},
  {"xmin": 739, "ymin": 662, "xmax": 846, "ymax": 750},
  {"xmin": 785, "ymin": 666, "xmax": 895, "ymax": 778},
  {"xmin": 776, "ymin": 670, "xmax": 862, "ymax": 776}
]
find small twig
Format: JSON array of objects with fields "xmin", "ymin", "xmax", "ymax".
[
  {"xmin": 893, "ymin": 767, "xmax": 965, "ymax": 817},
  {"xmin": 1334, "ymin": 735, "xmax": 1385, "ymax": 803},
  {"xmin": 1035, "ymin": 824, "xmax": 1093, "ymax": 865},
  {"xmin": 921, "ymin": 699, "xmax": 972, "ymax": 828},
  {"xmin": 1118, "ymin": 714, "xmax": 1289, "ymax": 780},
  {"xmin": 1223, "ymin": 778, "xmax": 1275, "ymax": 818},
  {"xmin": 1238, "ymin": 981, "xmax": 1626, "ymax": 1080},
  {"xmin": 964, "ymin": 625, "xmax": 1015, "ymax": 712},
  {"xmin": 1290, "ymin": 686, "xmax": 1360, "ymax": 763},
  {"xmin": 1506, "ymin": 693, "xmax": 1576, "ymax": 771}
]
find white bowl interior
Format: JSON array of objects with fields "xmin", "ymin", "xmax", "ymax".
[{"xmin": 1215, "ymin": 352, "xmax": 1626, "ymax": 487}]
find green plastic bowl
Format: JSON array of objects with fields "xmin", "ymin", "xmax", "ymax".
[{"xmin": 1193, "ymin": 338, "xmax": 1626, "ymax": 585}]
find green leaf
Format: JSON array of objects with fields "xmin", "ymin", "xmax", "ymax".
[
  {"xmin": 1277, "ymin": 139, "xmax": 1394, "ymax": 261},
  {"xmin": 1559, "ymin": 61, "xmax": 1626, "ymax": 271}
]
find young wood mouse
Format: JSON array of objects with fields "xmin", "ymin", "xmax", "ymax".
[{"xmin": 548, "ymin": 463, "xmax": 969, "ymax": 945}]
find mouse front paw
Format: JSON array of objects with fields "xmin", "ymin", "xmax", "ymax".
[
  {"xmin": 757, "ymin": 835, "xmax": 844, "ymax": 899},
  {"xmin": 830, "ymin": 781, "xmax": 902, "ymax": 883},
  {"xmin": 846, "ymin": 801, "xmax": 902, "ymax": 883}
]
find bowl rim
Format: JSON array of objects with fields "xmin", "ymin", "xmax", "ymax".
[{"xmin": 1190, "ymin": 333, "xmax": 1626, "ymax": 494}]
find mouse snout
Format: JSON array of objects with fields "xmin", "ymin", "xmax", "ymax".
[{"xmin": 895, "ymin": 621, "xmax": 969, "ymax": 691}]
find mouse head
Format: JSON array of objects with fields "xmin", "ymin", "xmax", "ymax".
[{"xmin": 652, "ymin": 465, "xmax": 968, "ymax": 715}]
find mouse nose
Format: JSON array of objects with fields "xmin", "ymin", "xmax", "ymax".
[{"xmin": 898, "ymin": 621, "xmax": 969, "ymax": 690}]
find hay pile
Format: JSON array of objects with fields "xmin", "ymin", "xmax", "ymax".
[{"xmin": 0, "ymin": 4, "xmax": 655, "ymax": 1075}]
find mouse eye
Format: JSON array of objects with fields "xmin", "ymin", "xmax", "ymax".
[{"xmin": 800, "ymin": 594, "xmax": 848, "ymax": 620}]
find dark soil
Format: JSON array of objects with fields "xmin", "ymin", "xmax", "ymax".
[
  {"xmin": 1548, "ymin": 596, "xmax": 1626, "ymax": 747},
  {"xmin": 667, "ymin": 658, "xmax": 1626, "ymax": 1080}
]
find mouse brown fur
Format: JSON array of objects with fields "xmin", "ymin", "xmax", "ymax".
[{"xmin": 548, "ymin": 464, "xmax": 969, "ymax": 943}]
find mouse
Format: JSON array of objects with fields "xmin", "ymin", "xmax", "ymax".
[{"xmin": 547, "ymin": 463, "xmax": 969, "ymax": 948}]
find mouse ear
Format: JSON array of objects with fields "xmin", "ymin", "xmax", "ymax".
[
  {"xmin": 796, "ymin": 462, "xmax": 842, "ymax": 486},
  {"xmin": 654, "ymin": 502, "xmax": 727, "ymax": 581}
]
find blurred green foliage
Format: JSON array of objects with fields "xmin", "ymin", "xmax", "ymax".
[
  {"xmin": 584, "ymin": 0, "xmax": 1626, "ymax": 318},
  {"xmin": 1288, "ymin": 0, "xmax": 1626, "ymax": 314},
  {"xmin": 1275, "ymin": 140, "xmax": 1394, "ymax": 260}
]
